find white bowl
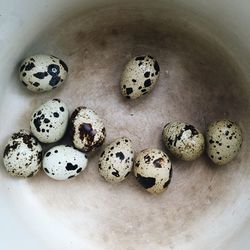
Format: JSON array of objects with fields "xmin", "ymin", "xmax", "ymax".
[{"xmin": 0, "ymin": 1, "xmax": 250, "ymax": 249}]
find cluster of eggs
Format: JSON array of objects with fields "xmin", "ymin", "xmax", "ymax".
[
  {"xmin": 2, "ymin": 54, "xmax": 243, "ymax": 194},
  {"xmin": 3, "ymin": 98, "xmax": 106, "ymax": 180}
]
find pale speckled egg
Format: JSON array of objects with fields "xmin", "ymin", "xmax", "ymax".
[
  {"xmin": 162, "ymin": 122, "xmax": 205, "ymax": 161},
  {"xmin": 98, "ymin": 137, "xmax": 134, "ymax": 183},
  {"xmin": 19, "ymin": 54, "xmax": 68, "ymax": 92},
  {"xmin": 69, "ymin": 107, "xmax": 106, "ymax": 152},
  {"xmin": 120, "ymin": 55, "xmax": 160, "ymax": 99},
  {"xmin": 206, "ymin": 119, "xmax": 243, "ymax": 165},
  {"xmin": 43, "ymin": 145, "xmax": 88, "ymax": 180},
  {"xmin": 134, "ymin": 149, "xmax": 172, "ymax": 194},
  {"xmin": 3, "ymin": 130, "xmax": 42, "ymax": 177},
  {"xmin": 30, "ymin": 99, "xmax": 69, "ymax": 143}
]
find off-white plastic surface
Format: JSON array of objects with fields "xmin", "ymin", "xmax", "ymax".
[{"xmin": 0, "ymin": 1, "xmax": 249, "ymax": 250}]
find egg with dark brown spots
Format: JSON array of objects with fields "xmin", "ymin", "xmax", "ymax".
[
  {"xmin": 3, "ymin": 130, "xmax": 42, "ymax": 177},
  {"xmin": 69, "ymin": 107, "xmax": 106, "ymax": 152},
  {"xmin": 98, "ymin": 137, "xmax": 134, "ymax": 183},
  {"xmin": 206, "ymin": 119, "xmax": 243, "ymax": 165},
  {"xmin": 19, "ymin": 54, "xmax": 68, "ymax": 92},
  {"xmin": 43, "ymin": 145, "xmax": 88, "ymax": 180},
  {"xmin": 120, "ymin": 55, "xmax": 160, "ymax": 99},
  {"xmin": 30, "ymin": 99, "xmax": 68, "ymax": 143},
  {"xmin": 162, "ymin": 122, "xmax": 205, "ymax": 161},
  {"xmin": 134, "ymin": 149, "xmax": 172, "ymax": 194}
]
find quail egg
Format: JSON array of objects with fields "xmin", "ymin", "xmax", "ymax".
[
  {"xmin": 120, "ymin": 55, "xmax": 160, "ymax": 99},
  {"xmin": 206, "ymin": 119, "xmax": 243, "ymax": 165},
  {"xmin": 98, "ymin": 137, "xmax": 134, "ymax": 183},
  {"xmin": 134, "ymin": 148, "xmax": 172, "ymax": 194},
  {"xmin": 19, "ymin": 54, "xmax": 68, "ymax": 92},
  {"xmin": 43, "ymin": 145, "xmax": 88, "ymax": 180},
  {"xmin": 30, "ymin": 98, "xmax": 68, "ymax": 143},
  {"xmin": 69, "ymin": 106, "xmax": 106, "ymax": 152},
  {"xmin": 162, "ymin": 122, "xmax": 205, "ymax": 161},
  {"xmin": 3, "ymin": 130, "xmax": 42, "ymax": 177}
]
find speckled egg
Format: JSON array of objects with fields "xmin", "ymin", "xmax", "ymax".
[
  {"xmin": 162, "ymin": 122, "xmax": 205, "ymax": 161},
  {"xmin": 69, "ymin": 107, "xmax": 106, "ymax": 152},
  {"xmin": 98, "ymin": 137, "xmax": 134, "ymax": 183},
  {"xmin": 30, "ymin": 99, "xmax": 69, "ymax": 143},
  {"xmin": 19, "ymin": 54, "xmax": 68, "ymax": 92},
  {"xmin": 134, "ymin": 149, "xmax": 172, "ymax": 194},
  {"xmin": 120, "ymin": 55, "xmax": 160, "ymax": 99},
  {"xmin": 43, "ymin": 145, "xmax": 88, "ymax": 180},
  {"xmin": 3, "ymin": 130, "xmax": 42, "ymax": 177},
  {"xmin": 206, "ymin": 119, "xmax": 243, "ymax": 165}
]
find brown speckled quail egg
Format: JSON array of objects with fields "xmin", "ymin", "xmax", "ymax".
[
  {"xmin": 206, "ymin": 119, "xmax": 243, "ymax": 165},
  {"xmin": 43, "ymin": 145, "xmax": 88, "ymax": 180},
  {"xmin": 3, "ymin": 130, "xmax": 42, "ymax": 177},
  {"xmin": 120, "ymin": 55, "xmax": 160, "ymax": 99},
  {"xmin": 19, "ymin": 54, "xmax": 68, "ymax": 92},
  {"xmin": 162, "ymin": 122, "xmax": 205, "ymax": 161},
  {"xmin": 30, "ymin": 99, "xmax": 69, "ymax": 143},
  {"xmin": 98, "ymin": 137, "xmax": 134, "ymax": 183},
  {"xmin": 134, "ymin": 149, "xmax": 172, "ymax": 194},
  {"xmin": 69, "ymin": 106, "xmax": 106, "ymax": 152}
]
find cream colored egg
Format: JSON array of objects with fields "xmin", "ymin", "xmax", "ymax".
[
  {"xmin": 134, "ymin": 149, "xmax": 172, "ymax": 194},
  {"xmin": 162, "ymin": 122, "xmax": 205, "ymax": 161},
  {"xmin": 206, "ymin": 119, "xmax": 242, "ymax": 165},
  {"xmin": 30, "ymin": 99, "xmax": 69, "ymax": 143},
  {"xmin": 19, "ymin": 54, "xmax": 68, "ymax": 92},
  {"xmin": 69, "ymin": 107, "xmax": 106, "ymax": 152},
  {"xmin": 120, "ymin": 55, "xmax": 160, "ymax": 99},
  {"xmin": 98, "ymin": 137, "xmax": 134, "ymax": 183},
  {"xmin": 3, "ymin": 130, "xmax": 42, "ymax": 177}
]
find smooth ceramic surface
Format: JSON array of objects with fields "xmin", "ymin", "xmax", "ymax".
[{"xmin": 0, "ymin": 1, "xmax": 250, "ymax": 250}]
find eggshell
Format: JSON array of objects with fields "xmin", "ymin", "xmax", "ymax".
[
  {"xmin": 134, "ymin": 148, "xmax": 172, "ymax": 194},
  {"xmin": 19, "ymin": 54, "xmax": 68, "ymax": 92},
  {"xmin": 43, "ymin": 145, "xmax": 88, "ymax": 180},
  {"xmin": 206, "ymin": 119, "xmax": 243, "ymax": 165},
  {"xmin": 120, "ymin": 55, "xmax": 160, "ymax": 99},
  {"xmin": 3, "ymin": 130, "xmax": 42, "ymax": 177},
  {"xmin": 30, "ymin": 98, "xmax": 68, "ymax": 143},
  {"xmin": 69, "ymin": 107, "xmax": 106, "ymax": 152},
  {"xmin": 98, "ymin": 137, "xmax": 134, "ymax": 183},
  {"xmin": 162, "ymin": 122, "xmax": 205, "ymax": 161}
]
